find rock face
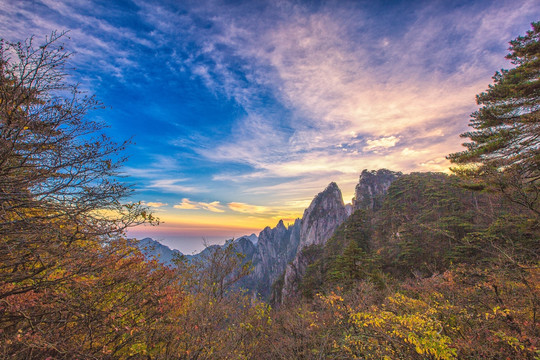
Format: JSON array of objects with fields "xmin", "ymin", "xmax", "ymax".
[
  {"xmin": 281, "ymin": 182, "xmax": 349, "ymax": 301},
  {"xmin": 233, "ymin": 236, "xmax": 258, "ymax": 262},
  {"xmin": 345, "ymin": 203, "xmax": 353, "ymax": 216},
  {"xmin": 243, "ymin": 233, "xmax": 258, "ymax": 245},
  {"xmin": 352, "ymin": 169, "xmax": 402, "ymax": 212},
  {"xmin": 247, "ymin": 219, "xmax": 301, "ymax": 298},
  {"xmin": 134, "ymin": 226, "xmax": 298, "ymax": 298}
]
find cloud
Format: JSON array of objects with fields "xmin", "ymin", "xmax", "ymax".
[
  {"xmin": 142, "ymin": 201, "xmax": 168, "ymax": 208},
  {"xmin": 45, "ymin": 0, "xmax": 532, "ymax": 198},
  {"xmin": 147, "ymin": 179, "xmax": 206, "ymax": 194},
  {"xmin": 161, "ymin": 0, "xmax": 539, "ymax": 189},
  {"xmin": 228, "ymin": 202, "xmax": 270, "ymax": 214},
  {"xmin": 195, "ymin": 201, "xmax": 225, "ymax": 213},
  {"xmin": 174, "ymin": 198, "xmax": 225, "ymax": 213},
  {"xmin": 363, "ymin": 136, "xmax": 400, "ymax": 152},
  {"xmin": 173, "ymin": 198, "xmax": 199, "ymax": 210},
  {"xmin": 0, "ymin": 0, "xmax": 157, "ymax": 88},
  {"xmin": 198, "ymin": 114, "xmax": 292, "ymax": 168}
]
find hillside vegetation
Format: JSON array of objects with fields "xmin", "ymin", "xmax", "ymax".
[{"xmin": 281, "ymin": 172, "xmax": 538, "ymax": 359}]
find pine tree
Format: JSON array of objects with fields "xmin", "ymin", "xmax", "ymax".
[{"xmin": 448, "ymin": 22, "xmax": 540, "ymax": 215}]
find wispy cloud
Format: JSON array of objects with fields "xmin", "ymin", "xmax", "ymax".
[
  {"xmin": 156, "ymin": 0, "xmax": 539, "ymax": 189},
  {"xmin": 14, "ymin": 0, "xmax": 533, "ymax": 184},
  {"xmin": 363, "ymin": 136, "xmax": 400, "ymax": 153},
  {"xmin": 142, "ymin": 201, "xmax": 168, "ymax": 208},
  {"xmin": 174, "ymin": 198, "xmax": 225, "ymax": 213},
  {"xmin": 0, "ymin": 0, "xmax": 157, "ymax": 88},
  {"xmin": 147, "ymin": 180, "xmax": 206, "ymax": 194},
  {"xmin": 228, "ymin": 202, "xmax": 270, "ymax": 214},
  {"xmin": 198, "ymin": 114, "xmax": 291, "ymax": 167}
]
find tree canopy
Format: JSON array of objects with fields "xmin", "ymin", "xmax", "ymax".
[{"xmin": 448, "ymin": 22, "xmax": 540, "ymax": 215}]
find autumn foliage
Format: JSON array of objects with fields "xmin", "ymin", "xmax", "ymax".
[{"xmin": 0, "ymin": 33, "xmax": 270, "ymax": 359}]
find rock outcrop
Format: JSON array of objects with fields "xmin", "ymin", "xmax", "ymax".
[
  {"xmin": 352, "ymin": 169, "xmax": 402, "ymax": 211},
  {"xmin": 281, "ymin": 182, "xmax": 349, "ymax": 301},
  {"xmin": 248, "ymin": 219, "xmax": 301, "ymax": 298},
  {"xmin": 233, "ymin": 236, "xmax": 258, "ymax": 262}
]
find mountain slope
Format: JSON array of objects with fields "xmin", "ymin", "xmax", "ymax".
[{"xmin": 294, "ymin": 172, "xmax": 538, "ymax": 298}]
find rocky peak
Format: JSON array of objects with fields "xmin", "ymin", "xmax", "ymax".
[
  {"xmin": 249, "ymin": 219, "xmax": 301, "ymax": 298},
  {"xmin": 288, "ymin": 218, "xmax": 301, "ymax": 231},
  {"xmin": 281, "ymin": 182, "xmax": 349, "ymax": 301},
  {"xmin": 234, "ymin": 236, "xmax": 257, "ymax": 259},
  {"xmin": 352, "ymin": 169, "xmax": 402, "ymax": 211},
  {"xmin": 300, "ymin": 181, "xmax": 348, "ymax": 248},
  {"xmin": 236, "ymin": 233, "xmax": 258, "ymax": 245}
]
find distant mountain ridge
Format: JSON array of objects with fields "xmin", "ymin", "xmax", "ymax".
[
  {"xmin": 137, "ymin": 237, "xmax": 183, "ymax": 265},
  {"xmin": 136, "ymin": 234, "xmax": 258, "ymax": 266}
]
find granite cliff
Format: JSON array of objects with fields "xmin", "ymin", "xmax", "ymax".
[
  {"xmin": 352, "ymin": 169, "xmax": 402, "ymax": 211},
  {"xmin": 280, "ymin": 182, "xmax": 349, "ymax": 301},
  {"xmin": 246, "ymin": 219, "xmax": 301, "ymax": 298}
]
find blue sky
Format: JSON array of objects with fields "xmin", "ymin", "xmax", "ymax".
[{"xmin": 1, "ymin": 0, "xmax": 538, "ymax": 253}]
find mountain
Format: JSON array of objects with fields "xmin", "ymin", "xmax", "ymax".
[
  {"xmin": 279, "ymin": 182, "xmax": 349, "ymax": 302},
  {"xmin": 135, "ymin": 170, "xmax": 403, "ymax": 302},
  {"xmin": 290, "ymin": 171, "xmax": 539, "ymax": 301},
  {"xmin": 232, "ymin": 236, "xmax": 258, "ymax": 262},
  {"xmin": 134, "ymin": 225, "xmax": 299, "ymax": 299},
  {"xmin": 247, "ymin": 219, "xmax": 301, "ymax": 298},
  {"xmin": 196, "ymin": 234, "xmax": 259, "ymax": 257},
  {"xmin": 242, "ymin": 233, "xmax": 258, "ymax": 245},
  {"xmin": 137, "ymin": 237, "xmax": 183, "ymax": 266},
  {"xmin": 352, "ymin": 169, "xmax": 402, "ymax": 212},
  {"xmin": 135, "ymin": 234, "xmax": 258, "ymax": 266}
]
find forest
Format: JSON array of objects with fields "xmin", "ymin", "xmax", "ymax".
[{"xmin": 0, "ymin": 23, "xmax": 538, "ymax": 359}]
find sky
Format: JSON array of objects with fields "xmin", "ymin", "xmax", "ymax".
[{"xmin": 1, "ymin": 0, "xmax": 539, "ymax": 254}]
